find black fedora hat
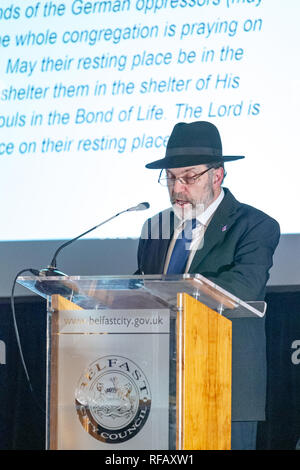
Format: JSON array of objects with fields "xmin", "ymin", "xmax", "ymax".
[{"xmin": 145, "ymin": 121, "xmax": 244, "ymax": 169}]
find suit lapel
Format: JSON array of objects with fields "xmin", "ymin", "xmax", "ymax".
[
  {"xmin": 189, "ymin": 188, "xmax": 241, "ymax": 272},
  {"xmin": 156, "ymin": 238, "xmax": 172, "ymax": 273}
]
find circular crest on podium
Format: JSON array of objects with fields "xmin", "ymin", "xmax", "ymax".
[{"xmin": 75, "ymin": 355, "xmax": 151, "ymax": 443}]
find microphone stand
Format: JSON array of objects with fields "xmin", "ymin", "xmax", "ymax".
[{"xmin": 41, "ymin": 202, "xmax": 150, "ymax": 276}]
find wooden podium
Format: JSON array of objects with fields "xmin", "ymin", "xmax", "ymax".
[{"xmin": 17, "ymin": 274, "xmax": 265, "ymax": 450}]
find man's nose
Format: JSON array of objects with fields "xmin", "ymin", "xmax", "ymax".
[{"xmin": 172, "ymin": 178, "xmax": 186, "ymax": 192}]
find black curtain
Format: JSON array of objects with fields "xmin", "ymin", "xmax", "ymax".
[
  {"xmin": 1, "ymin": 289, "xmax": 300, "ymax": 450},
  {"xmin": 257, "ymin": 289, "xmax": 300, "ymax": 450},
  {"xmin": 0, "ymin": 297, "xmax": 46, "ymax": 450}
]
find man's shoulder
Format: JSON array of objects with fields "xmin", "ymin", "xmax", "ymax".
[
  {"xmin": 224, "ymin": 188, "xmax": 280, "ymax": 229},
  {"xmin": 239, "ymin": 201, "xmax": 280, "ymax": 232}
]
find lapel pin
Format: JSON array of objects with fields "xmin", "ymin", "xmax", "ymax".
[{"xmin": 221, "ymin": 225, "xmax": 227, "ymax": 232}]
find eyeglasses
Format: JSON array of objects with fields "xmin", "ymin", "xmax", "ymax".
[{"xmin": 158, "ymin": 167, "xmax": 213, "ymax": 186}]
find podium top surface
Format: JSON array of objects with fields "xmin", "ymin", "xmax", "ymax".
[{"xmin": 17, "ymin": 273, "xmax": 266, "ymax": 319}]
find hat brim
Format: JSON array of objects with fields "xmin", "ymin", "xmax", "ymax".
[{"xmin": 145, "ymin": 154, "xmax": 244, "ymax": 169}]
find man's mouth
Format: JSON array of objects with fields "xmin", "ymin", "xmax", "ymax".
[{"xmin": 173, "ymin": 199, "xmax": 191, "ymax": 207}]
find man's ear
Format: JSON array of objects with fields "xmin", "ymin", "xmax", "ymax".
[{"xmin": 213, "ymin": 167, "xmax": 224, "ymax": 186}]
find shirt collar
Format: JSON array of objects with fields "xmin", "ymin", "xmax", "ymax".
[{"xmin": 196, "ymin": 188, "xmax": 224, "ymax": 226}]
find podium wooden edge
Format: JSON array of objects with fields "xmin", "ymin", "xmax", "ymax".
[{"xmin": 176, "ymin": 293, "xmax": 232, "ymax": 450}]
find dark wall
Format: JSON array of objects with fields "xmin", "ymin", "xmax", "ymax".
[
  {"xmin": 0, "ymin": 297, "xmax": 46, "ymax": 450},
  {"xmin": 257, "ymin": 288, "xmax": 300, "ymax": 450}
]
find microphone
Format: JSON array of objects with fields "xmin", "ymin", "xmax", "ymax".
[
  {"xmin": 127, "ymin": 202, "xmax": 150, "ymax": 212},
  {"xmin": 40, "ymin": 202, "xmax": 150, "ymax": 276}
]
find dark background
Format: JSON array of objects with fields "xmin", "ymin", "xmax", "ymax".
[{"xmin": 1, "ymin": 288, "xmax": 299, "ymax": 450}]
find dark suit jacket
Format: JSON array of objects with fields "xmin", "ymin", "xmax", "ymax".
[{"xmin": 136, "ymin": 188, "xmax": 280, "ymax": 421}]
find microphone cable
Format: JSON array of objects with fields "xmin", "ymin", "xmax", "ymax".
[{"xmin": 11, "ymin": 268, "xmax": 46, "ymax": 414}]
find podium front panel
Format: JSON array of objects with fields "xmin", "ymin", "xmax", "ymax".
[{"xmin": 48, "ymin": 296, "xmax": 176, "ymax": 450}]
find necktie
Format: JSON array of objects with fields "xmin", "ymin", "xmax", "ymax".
[{"xmin": 167, "ymin": 219, "xmax": 197, "ymax": 274}]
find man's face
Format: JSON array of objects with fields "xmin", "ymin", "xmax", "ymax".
[{"xmin": 166, "ymin": 164, "xmax": 223, "ymax": 220}]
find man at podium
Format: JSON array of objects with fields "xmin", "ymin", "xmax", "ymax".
[{"xmin": 136, "ymin": 121, "xmax": 280, "ymax": 450}]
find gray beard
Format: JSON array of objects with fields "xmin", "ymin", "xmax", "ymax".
[
  {"xmin": 171, "ymin": 202, "xmax": 205, "ymax": 221},
  {"xmin": 170, "ymin": 187, "xmax": 214, "ymax": 220}
]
